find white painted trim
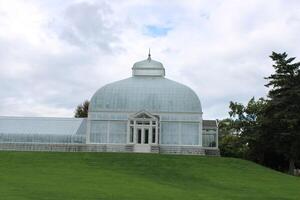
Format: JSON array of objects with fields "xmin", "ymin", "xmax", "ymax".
[
  {"xmin": 150, "ymin": 121, "xmax": 153, "ymax": 144},
  {"xmin": 141, "ymin": 127, "xmax": 145, "ymax": 144},
  {"xmin": 155, "ymin": 123, "xmax": 158, "ymax": 144},
  {"xmin": 179, "ymin": 122, "xmax": 182, "ymax": 145},
  {"xmin": 126, "ymin": 120, "xmax": 130, "ymax": 143},
  {"xmin": 133, "ymin": 120, "xmax": 137, "ymax": 143},
  {"xmin": 127, "ymin": 111, "xmax": 159, "ymax": 145},
  {"xmin": 159, "ymin": 119, "xmax": 162, "ymax": 144},
  {"xmin": 216, "ymin": 120, "xmax": 219, "ymax": 148},
  {"xmin": 86, "ymin": 120, "xmax": 91, "ymax": 144},
  {"xmin": 128, "ymin": 110, "xmax": 158, "ymax": 120},
  {"xmin": 199, "ymin": 118, "xmax": 203, "ymax": 147},
  {"xmin": 107, "ymin": 121, "xmax": 110, "ymax": 143}
]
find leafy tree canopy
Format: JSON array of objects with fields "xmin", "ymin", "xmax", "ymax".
[{"xmin": 219, "ymin": 52, "xmax": 300, "ymax": 174}]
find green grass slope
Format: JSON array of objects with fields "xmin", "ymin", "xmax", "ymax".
[{"xmin": 0, "ymin": 152, "xmax": 299, "ymax": 200}]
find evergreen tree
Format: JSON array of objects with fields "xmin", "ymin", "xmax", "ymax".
[
  {"xmin": 264, "ymin": 52, "xmax": 300, "ymax": 174},
  {"xmin": 74, "ymin": 100, "xmax": 90, "ymax": 118}
]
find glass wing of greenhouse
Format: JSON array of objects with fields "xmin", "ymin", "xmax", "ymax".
[{"xmin": 0, "ymin": 116, "xmax": 86, "ymax": 144}]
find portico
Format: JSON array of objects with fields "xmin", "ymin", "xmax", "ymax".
[{"xmin": 127, "ymin": 111, "xmax": 159, "ymax": 152}]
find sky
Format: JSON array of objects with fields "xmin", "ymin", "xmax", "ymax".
[{"xmin": 0, "ymin": 0, "xmax": 300, "ymax": 119}]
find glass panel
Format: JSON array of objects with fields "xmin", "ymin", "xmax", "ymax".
[
  {"xmin": 137, "ymin": 129, "xmax": 142, "ymax": 144},
  {"xmin": 109, "ymin": 121, "xmax": 127, "ymax": 143},
  {"xmin": 90, "ymin": 121, "xmax": 107, "ymax": 143},
  {"xmin": 181, "ymin": 122, "xmax": 199, "ymax": 145},
  {"xmin": 152, "ymin": 128, "xmax": 156, "ymax": 143},
  {"xmin": 144, "ymin": 129, "xmax": 149, "ymax": 144},
  {"xmin": 161, "ymin": 122, "xmax": 180, "ymax": 144},
  {"xmin": 137, "ymin": 121, "xmax": 143, "ymax": 125},
  {"xmin": 144, "ymin": 121, "xmax": 150, "ymax": 125},
  {"xmin": 130, "ymin": 120, "xmax": 134, "ymax": 124},
  {"xmin": 152, "ymin": 121, "xmax": 156, "ymax": 125},
  {"xmin": 202, "ymin": 134, "xmax": 216, "ymax": 147}
]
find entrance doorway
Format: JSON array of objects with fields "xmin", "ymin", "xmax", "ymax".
[{"xmin": 128, "ymin": 111, "xmax": 159, "ymax": 153}]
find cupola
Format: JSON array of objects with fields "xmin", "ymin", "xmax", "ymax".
[{"xmin": 132, "ymin": 51, "xmax": 165, "ymax": 77}]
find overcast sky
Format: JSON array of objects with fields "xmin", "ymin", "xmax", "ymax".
[{"xmin": 0, "ymin": 0, "xmax": 299, "ymax": 119}]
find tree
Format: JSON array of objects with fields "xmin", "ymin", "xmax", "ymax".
[
  {"xmin": 218, "ymin": 118, "xmax": 236, "ymax": 138},
  {"xmin": 264, "ymin": 52, "xmax": 300, "ymax": 174},
  {"xmin": 219, "ymin": 134, "xmax": 248, "ymax": 158},
  {"xmin": 218, "ymin": 52, "xmax": 300, "ymax": 174},
  {"xmin": 221, "ymin": 97, "xmax": 290, "ymax": 171},
  {"xmin": 218, "ymin": 118, "xmax": 248, "ymax": 158},
  {"xmin": 74, "ymin": 100, "xmax": 90, "ymax": 118},
  {"xmin": 228, "ymin": 97, "xmax": 268, "ymax": 163}
]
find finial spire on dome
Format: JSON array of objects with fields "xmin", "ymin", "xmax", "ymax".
[{"xmin": 147, "ymin": 48, "xmax": 151, "ymax": 62}]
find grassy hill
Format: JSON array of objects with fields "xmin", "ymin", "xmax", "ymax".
[{"xmin": 0, "ymin": 152, "xmax": 299, "ymax": 200}]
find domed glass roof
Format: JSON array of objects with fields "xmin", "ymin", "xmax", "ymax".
[{"xmin": 89, "ymin": 56, "xmax": 202, "ymax": 114}]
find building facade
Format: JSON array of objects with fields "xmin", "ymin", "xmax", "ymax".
[{"xmin": 0, "ymin": 55, "xmax": 219, "ymax": 155}]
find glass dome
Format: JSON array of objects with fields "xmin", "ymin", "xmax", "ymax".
[{"xmin": 89, "ymin": 57, "xmax": 202, "ymax": 114}]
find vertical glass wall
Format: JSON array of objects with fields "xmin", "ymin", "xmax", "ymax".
[
  {"xmin": 202, "ymin": 129, "xmax": 217, "ymax": 147},
  {"xmin": 109, "ymin": 121, "xmax": 127, "ymax": 143},
  {"xmin": 90, "ymin": 121, "xmax": 108, "ymax": 143}
]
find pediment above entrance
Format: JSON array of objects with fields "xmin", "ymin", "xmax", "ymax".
[{"xmin": 129, "ymin": 110, "xmax": 158, "ymax": 120}]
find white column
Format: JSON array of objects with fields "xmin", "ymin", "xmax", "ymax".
[
  {"xmin": 127, "ymin": 121, "xmax": 130, "ymax": 144},
  {"xmin": 149, "ymin": 129, "xmax": 151, "ymax": 144},
  {"xmin": 141, "ymin": 127, "xmax": 145, "ymax": 144},
  {"xmin": 199, "ymin": 118, "xmax": 203, "ymax": 147},
  {"xmin": 156, "ymin": 122, "xmax": 159, "ymax": 144},
  {"xmin": 133, "ymin": 120, "xmax": 136, "ymax": 144},
  {"xmin": 150, "ymin": 121, "xmax": 153, "ymax": 144},
  {"xmin": 179, "ymin": 122, "xmax": 182, "ymax": 145},
  {"xmin": 216, "ymin": 120, "xmax": 219, "ymax": 148},
  {"xmin": 86, "ymin": 120, "xmax": 91, "ymax": 144},
  {"xmin": 107, "ymin": 121, "xmax": 110, "ymax": 143}
]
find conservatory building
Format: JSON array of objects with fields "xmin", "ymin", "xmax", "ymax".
[{"xmin": 0, "ymin": 54, "xmax": 219, "ymax": 155}]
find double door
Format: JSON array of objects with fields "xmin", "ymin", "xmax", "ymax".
[{"xmin": 136, "ymin": 127, "xmax": 150, "ymax": 144}]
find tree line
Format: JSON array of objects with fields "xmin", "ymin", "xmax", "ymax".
[{"xmin": 219, "ymin": 52, "xmax": 300, "ymax": 175}]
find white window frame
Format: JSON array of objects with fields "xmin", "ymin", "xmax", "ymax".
[{"xmin": 127, "ymin": 110, "xmax": 159, "ymax": 145}]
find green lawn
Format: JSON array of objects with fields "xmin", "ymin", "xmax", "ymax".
[{"xmin": 0, "ymin": 152, "xmax": 299, "ymax": 200}]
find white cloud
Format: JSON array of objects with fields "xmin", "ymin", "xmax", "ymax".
[{"xmin": 0, "ymin": 0, "xmax": 300, "ymax": 119}]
